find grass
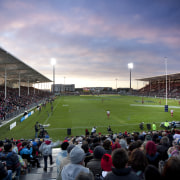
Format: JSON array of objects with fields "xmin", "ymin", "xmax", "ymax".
[{"xmin": 0, "ymin": 95, "xmax": 180, "ymax": 141}]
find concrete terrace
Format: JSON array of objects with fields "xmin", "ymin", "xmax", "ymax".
[{"xmin": 20, "ymin": 148, "xmax": 60, "ymax": 180}]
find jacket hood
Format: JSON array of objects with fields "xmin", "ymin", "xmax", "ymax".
[{"xmin": 45, "ymin": 140, "xmax": 51, "ymax": 145}]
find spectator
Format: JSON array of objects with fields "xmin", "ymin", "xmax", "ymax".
[
  {"xmin": 56, "ymin": 141, "xmax": 69, "ymax": 174},
  {"xmin": 119, "ymin": 139, "xmax": 127, "ymax": 150},
  {"xmin": 0, "ymin": 161, "xmax": 12, "ymax": 180},
  {"xmin": 161, "ymin": 156, "xmax": 180, "ymax": 180},
  {"xmin": 87, "ymin": 145, "xmax": 106, "ymax": 177},
  {"xmin": 128, "ymin": 148, "xmax": 148, "ymax": 179},
  {"xmin": 39, "ymin": 139, "xmax": 60, "ymax": 172},
  {"xmin": 56, "ymin": 144, "xmax": 75, "ymax": 180},
  {"xmin": 81, "ymin": 143, "xmax": 93, "ymax": 167},
  {"xmin": 112, "ymin": 141, "xmax": 121, "ymax": 152},
  {"xmin": 101, "ymin": 153, "xmax": 113, "ymax": 178},
  {"xmin": 0, "ymin": 140, "xmax": 4, "ymax": 152},
  {"xmin": 157, "ymin": 136, "xmax": 170, "ymax": 161},
  {"xmin": 104, "ymin": 148, "xmax": 139, "ymax": 180},
  {"xmin": 34, "ymin": 122, "xmax": 39, "ymax": 138},
  {"xmin": 0, "ymin": 143, "xmax": 21, "ymax": 179},
  {"xmin": 167, "ymin": 146, "xmax": 179, "ymax": 158},
  {"xmin": 61, "ymin": 146, "xmax": 91, "ymax": 180},
  {"xmin": 146, "ymin": 141, "xmax": 160, "ymax": 168},
  {"xmin": 144, "ymin": 165, "xmax": 161, "ymax": 180},
  {"xmin": 20, "ymin": 141, "xmax": 40, "ymax": 168},
  {"xmin": 103, "ymin": 139, "xmax": 112, "ymax": 155}
]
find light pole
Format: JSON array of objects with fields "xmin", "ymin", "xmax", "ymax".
[
  {"xmin": 128, "ymin": 63, "xmax": 133, "ymax": 93},
  {"xmin": 51, "ymin": 58, "xmax": 56, "ymax": 93},
  {"xmin": 165, "ymin": 57, "xmax": 167, "ymax": 105},
  {"xmin": 115, "ymin": 78, "xmax": 118, "ymax": 91},
  {"xmin": 164, "ymin": 57, "xmax": 168, "ymax": 112}
]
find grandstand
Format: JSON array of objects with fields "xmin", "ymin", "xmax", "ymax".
[
  {"xmin": 137, "ymin": 73, "xmax": 180, "ymax": 98},
  {"xmin": 0, "ymin": 47, "xmax": 52, "ymax": 122}
]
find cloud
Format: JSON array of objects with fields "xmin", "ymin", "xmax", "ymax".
[{"xmin": 0, "ymin": 0, "xmax": 179, "ymax": 88}]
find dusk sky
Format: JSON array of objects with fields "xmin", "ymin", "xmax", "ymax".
[{"xmin": 0, "ymin": 0, "xmax": 180, "ymax": 89}]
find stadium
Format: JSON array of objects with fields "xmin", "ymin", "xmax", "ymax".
[
  {"xmin": 1, "ymin": 1, "xmax": 180, "ymax": 179},
  {"xmin": 0, "ymin": 47, "xmax": 180, "ymax": 140},
  {"xmin": 1, "ymin": 47, "xmax": 180, "ymax": 180}
]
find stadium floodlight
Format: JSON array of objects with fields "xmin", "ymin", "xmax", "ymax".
[
  {"xmin": 128, "ymin": 63, "xmax": 133, "ymax": 93},
  {"xmin": 51, "ymin": 58, "xmax": 56, "ymax": 93}
]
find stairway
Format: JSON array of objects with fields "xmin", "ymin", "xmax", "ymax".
[{"xmin": 19, "ymin": 148, "xmax": 60, "ymax": 180}]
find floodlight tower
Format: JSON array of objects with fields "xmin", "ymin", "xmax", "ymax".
[
  {"xmin": 128, "ymin": 63, "xmax": 133, "ymax": 93},
  {"xmin": 115, "ymin": 78, "xmax": 118, "ymax": 91},
  {"xmin": 164, "ymin": 57, "xmax": 168, "ymax": 112},
  {"xmin": 51, "ymin": 58, "xmax": 56, "ymax": 93}
]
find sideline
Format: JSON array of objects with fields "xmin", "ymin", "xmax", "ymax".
[
  {"xmin": 0, "ymin": 106, "xmax": 36, "ymax": 128},
  {"xmin": 43, "ymin": 100, "xmax": 61, "ymax": 125},
  {"xmin": 130, "ymin": 104, "xmax": 180, "ymax": 108}
]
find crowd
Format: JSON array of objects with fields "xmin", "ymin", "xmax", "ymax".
[
  {"xmin": 54, "ymin": 129, "xmax": 180, "ymax": 180},
  {"xmin": 0, "ymin": 86, "xmax": 52, "ymax": 120},
  {"xmin": 1, "ymin": 128, "xmax": 180, "ymax": 180}
]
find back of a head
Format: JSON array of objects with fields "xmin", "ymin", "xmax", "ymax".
[
  {"xmin": 119, "ymin": 139, "xmax": 127, "ymax": 149},
  {"xmin": 93, "ymin": 145, "xmax": 106, "ymax": 159},
  {"xmin": 70, "ymin": 145, "xmax": 85, "ymax": 164},
  {"xmin": 67, "ymin": 144, "xmax": 75, "ymax": 154},
  {"xmin": 160, "ymin": 136, "xmax": 169, "ymax": 146},
  {"xmin": 103, "ymin": 139, "xmax": 111, "ymax": 150},
  {"xmin": 0, "ymin": 140, "xmax": 3, "ymax": 147},
  {"xmin": 162, "ymin": 156, "xmax": 180, "ymax": 180},
  {"xmin": 81, "ymin": 143, "xmax": 89, "ymax": 153},
  {"xmin": 129, "ymin": 148, "xmax": 148, "ymax": 172},
  {"xmin": 112, "ymin": 148, "xmax": 128, "ymax": 169},
  {"xmin": 4, "ymin": 143, "xmax": 12, "ymax": 152},
  {"xmin": 146, "ymin": 141, "xmax": 157, "ymax": 156},
  {"xmin": 61, "ymin": 142, "xmax": 69, "ymax": 150},
  {"xmin": 144, "ymin": 165, "xmax": 161, "ymax": 180}
]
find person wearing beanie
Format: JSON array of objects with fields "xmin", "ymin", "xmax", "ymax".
[
  {"xmin": 56, "ymin": 141, "xmax": 69, "ymax": 174},
  {"xmin": 39, "ymin": 139, "xmax": 60, "ymax": 172},
  {"xmin": 87, "ymin": 145, "xmax": 106, "ymax": 176},
  {"xmin": 101, "ymin": 154, "xmax": 113, "ymax": 178},
  {"xmin": 61, "ymin": 146, "xmax": 91, "ymax": 180}
]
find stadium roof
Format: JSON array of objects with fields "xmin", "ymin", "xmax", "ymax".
[
  {"xmin": 0, "ymin": 47, "xmax": 52, "ymax": 84},
  {"xmin": 137, "ymin": 73, "xmax": 180, "ymax": 82}
]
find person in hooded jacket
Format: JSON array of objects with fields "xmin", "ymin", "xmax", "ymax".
[
  {"xmin": 61, "ymin": 146, "xmax": 91, "ymax": 180},
  {"xmin": 39, "ymin": 139, "xmax": 60, "ymax": 172}
]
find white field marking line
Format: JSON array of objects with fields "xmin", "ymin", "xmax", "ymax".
[
  {"xmin": 130, "ymin": 104, "xmax": 180, "ymax": 108},
  {"xmin": 43, "ymin": 100, "xmax": 61, "ymax": 125},
  {"xmin": 46, "ymin": 122, "xmax": 164, "ymax": 130}
]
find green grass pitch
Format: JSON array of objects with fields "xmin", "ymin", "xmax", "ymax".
[{"xmin": 0, "ymin": 95, "xmax": 180, "ymax": 141}]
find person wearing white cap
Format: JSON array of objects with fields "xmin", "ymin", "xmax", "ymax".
[{"xmin": 60, "ymin": 146, "xmax": 92, "ymax": 180}]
